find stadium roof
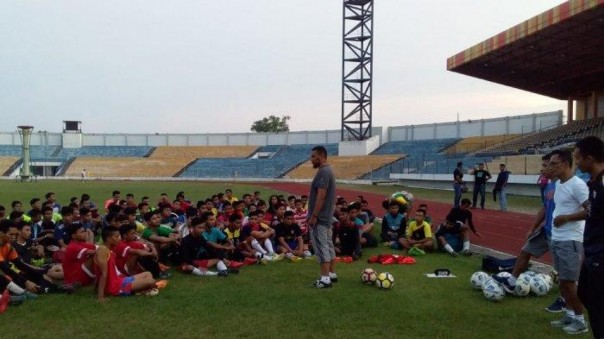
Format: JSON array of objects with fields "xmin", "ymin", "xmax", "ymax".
[{"xmin": 447, "ymin": 0, "xmax": 604, "ymax": 100}]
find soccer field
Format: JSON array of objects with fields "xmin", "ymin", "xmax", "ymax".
[{"xmin": 0, "ymin": 180, "xmax": 567, "ymax": 338}]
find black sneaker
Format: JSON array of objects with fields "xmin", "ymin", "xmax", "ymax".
[
  {"xmin": 491, "ymin": 274, "xmax": 514, "ymax": 293},
  {"xmin": 312, "ymin": 280, "xmax": 332, "ymax": 289},
  {"xmin": 217, "ymin": 270, "xmax": 229, "ymax": 277},
  {"xmin": 330, "ymin": 276, "xmax": 338, "ymax": 283},
  {"xmin": 545, "ymin": 297, "xmax": 566, "ymax": 313}
]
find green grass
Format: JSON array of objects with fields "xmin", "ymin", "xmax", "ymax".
[
  {"xmin": 0, "ymin": 180, "xmax": 571, "ymax": 338},
  {"xmin": 0, "ymin": 180, "xmax": 283, "ymax": 208}
]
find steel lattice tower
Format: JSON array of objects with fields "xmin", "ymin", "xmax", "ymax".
[{"xmin": 341, "ymin": 0, "xmax": 374, "ymax": 141}]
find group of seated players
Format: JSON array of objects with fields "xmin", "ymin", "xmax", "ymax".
[
  {"xmin": 336, "ymin": 196, "xmax": 480, "ymax": 260},
  {"xmin": 0, "ymin": 189, "xmax": 479, "ymax": 308}
]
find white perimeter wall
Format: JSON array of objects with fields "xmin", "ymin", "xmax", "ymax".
[
  {"xmin": 0, "ymin": 112, "xmax": 562, "ymax": 147},
  {"xmin": 339, "ymin": 135, "xmax": 381, "ymax": 156},
  {"xmin": 387, "ymin": 111, "xmax": 562, "ymax": 142}
]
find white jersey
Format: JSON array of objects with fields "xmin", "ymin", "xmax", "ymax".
[{"xmin": 551, "ymin": 176, "xmax": 588, "ymax": 242}]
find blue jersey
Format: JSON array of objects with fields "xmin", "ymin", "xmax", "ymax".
[
  {"xmin": 202, "ymin": 227, "xmax": 227, "ymax": 243},
  {"xmin": 543, "ymin": 181, "xmax": 556, "ymax": 237}
]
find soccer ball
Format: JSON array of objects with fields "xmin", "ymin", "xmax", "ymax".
[
  {"xmin": 514, "ymin": 278, "xmax": 531, "ymax": 297},
  {"xmin": 517, "ymin": 273, "xmax": 532, "ymax": 285},
  {"xmin": 361, "ymin": 268, "xmax": 377, "ymax": 284},
  {"xmin": 538, "ymin": 273, "xmax": 553, "ymax": 289},
  {"xmin": 375, "ymin": 272, "xmax": 395, "ymax": 289},
  {"xmin": 530, "ymin": 276, "xmax": 549, "ymax": 296},
  {"xmin": 470, "ymin": 271, "xmax": 489, "ymax": 290},
  {"xmin": 482, "ymin": 279, "xmax": 505, "ymax": 301},
  {"xmin": 549, "ymin": 269, "xmax": 559, "ymax": 285}
]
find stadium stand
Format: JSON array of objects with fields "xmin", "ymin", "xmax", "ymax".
[
  {"xmin": 285, "ymin": 155, "xmax": 403, "ymax": 180},
  {"xmin": 475, "ymin": 118, "xmax": 604, "ymax": 157},
  {"xmin": 180, "ymin": 144, "xmax": 339, "ymax": 179},
  {"xmin": 363, "ymin": 139, "xmax": 460, "ymax": 178},
  {"xmin": 371, "ymin": 139, "xmax": 459, "ymax": 156},
  {"xmin": 0, "ymin": 157, "xmax": 19, "ymax": 176},
  {"xmin": 149, "ymin": 146, "xmax": 258, "ymax": 159},
  {"xmin": 63, "ymin": 157, "xmax": 191, "ymax": 177},
  {"xmin": 444, "ymin": 135, "xmax": 520, "ymax": 155},
  {"xmin": 55, "ymin": 146, "xmax": 154, "ymax": 158},
  {"xmin": 0, "ymin": 145, "xmax": 60, "ymax": 160}
]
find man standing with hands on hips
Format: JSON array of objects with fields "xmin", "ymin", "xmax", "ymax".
[
  {"xmin": 307, "ymin": 146, "xmax": 337, "ymax": 288},
  {"xmin": 548, "ymin": 149, "xmax": 589, "ymax": 334}
]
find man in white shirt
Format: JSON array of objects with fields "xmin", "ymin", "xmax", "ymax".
[{"xmin": 548, "ymin": 149, "xmax": 589, "ymax": 335}]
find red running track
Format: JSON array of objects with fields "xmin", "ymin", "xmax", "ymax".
[{"xmin": 263, "ymin": 182, "xmax": 552, "ymax": 264}]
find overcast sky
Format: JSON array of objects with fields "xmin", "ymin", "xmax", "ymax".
[{"xmin": 0, "ymin": 0, "xmax": 566, "ymax": 134}]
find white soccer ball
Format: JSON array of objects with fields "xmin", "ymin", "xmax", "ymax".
[
  {"xmin": 514, "ymin": 278, "xmax": 531, "ymax": 297},
  {"xmin": 524, "ymin": 270, "xmax": 537, "ymax": 277},
  {"xmin": 538, "ymin": 274, "xmax": 553, "ymax": 289},
  {"xmin": 470, "ymin": 271, "xmax": 489, "ymax": 290},
  {"xmin": 530, "ymin": 276, "xmax": 549, "ymax": 296},
  {"xmin": 361, "ymin": 268, "xmax": 377, "ymax": 285},
  {"xmin": 482, "ymin": 279, "xmax": 505, "ymax": 302},
  {"xmin": 375, "ymin": 272, "xmax": 395, "ymax": 289},
  {"xmin": 517, "ymin": 273, "xmax": 532, "ymax": 285}
]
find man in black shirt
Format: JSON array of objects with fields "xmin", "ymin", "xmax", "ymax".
[
  {"xmin": 574, "ymin": 136, "xmax": 604, "ymax": 339},
  {"xmin": 434, "ymin": 215, "xmax": 471, "ymax": 256},
  {"xmin": 332, "ymin": 208, "xmax": 360, "ymax": 259},
  {"xmin": 12, "ymin": 224, "xmax": 38, "ymax": 264},
  {"xmin": 179, "ymin": 216, "xmax": 222, "ymax": 277},
  {"xmin": 447, "ymin": 198, "xmax": 480, "ymax": 238},
  {"xmin": 471, "ymin": 163, "xmax": 491, "ymax": 209},
  {"xmin": 276, "ymin": 211, "xmax": 307, "ymax": 260}
]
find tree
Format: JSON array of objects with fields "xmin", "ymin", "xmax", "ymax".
[{"xmin": 250, "ymin": 115, "xmax": 291, "ymax": 133}]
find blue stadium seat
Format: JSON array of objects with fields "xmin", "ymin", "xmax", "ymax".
[{"xmin": 180, "ymin": 143, "xmax": 338, "ymax": 178}]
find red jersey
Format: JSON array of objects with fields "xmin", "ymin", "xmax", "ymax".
[
  {"xmin": 217, "ymin": 213, "xmax": 230, "ymax": 225},
  {"xmin": 95, "ymin": 250, "xmax": 125, "ymax": 296},
  {"xmin": 180, "ymin": 201, "xmax": 191, "ymax": 212},
  {"xmin": 62, "ymin": 241, "xmax": 96, "ymax": 286},
  {"xmin": 293, "ymin": 210, "xmax": 308, "ymax": 235},
  {"xmin": 113, "ymin": 240, "xmax": 148, "ymax": 275}
]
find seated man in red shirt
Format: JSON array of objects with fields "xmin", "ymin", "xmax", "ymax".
[
  {"xmin": 62, "ymin": 224, "xmax": 96, "ymax": 287},
  {"xmin": 95, "ymin": 228, "xmax": 157, "ymax": 302},
  {"xmin": 115, "ymin": 223, "xmax": 164, "ymax": 279}
]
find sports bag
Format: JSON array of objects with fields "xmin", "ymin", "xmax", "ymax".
[{"xmin": 481, "ymin": 255, "xmax": 516, "ymax": 273}]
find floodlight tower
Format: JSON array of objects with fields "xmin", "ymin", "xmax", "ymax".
[
  {"xmin": 17, "ymin": 125, "xmax": 34, "ymax": 181},
  {"xmin": 341, "ymin": 0, "xmax": 374, "ymax": 141}
]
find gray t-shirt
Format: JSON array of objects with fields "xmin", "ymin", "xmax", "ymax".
[{"xmin": 308, "ymin": 164, "xmax": 336, "ymax": 226}]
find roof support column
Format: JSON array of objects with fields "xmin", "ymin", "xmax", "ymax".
[{"xmin": 567, "ymin": 98, "xmax": 574, "ymax": 122}]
